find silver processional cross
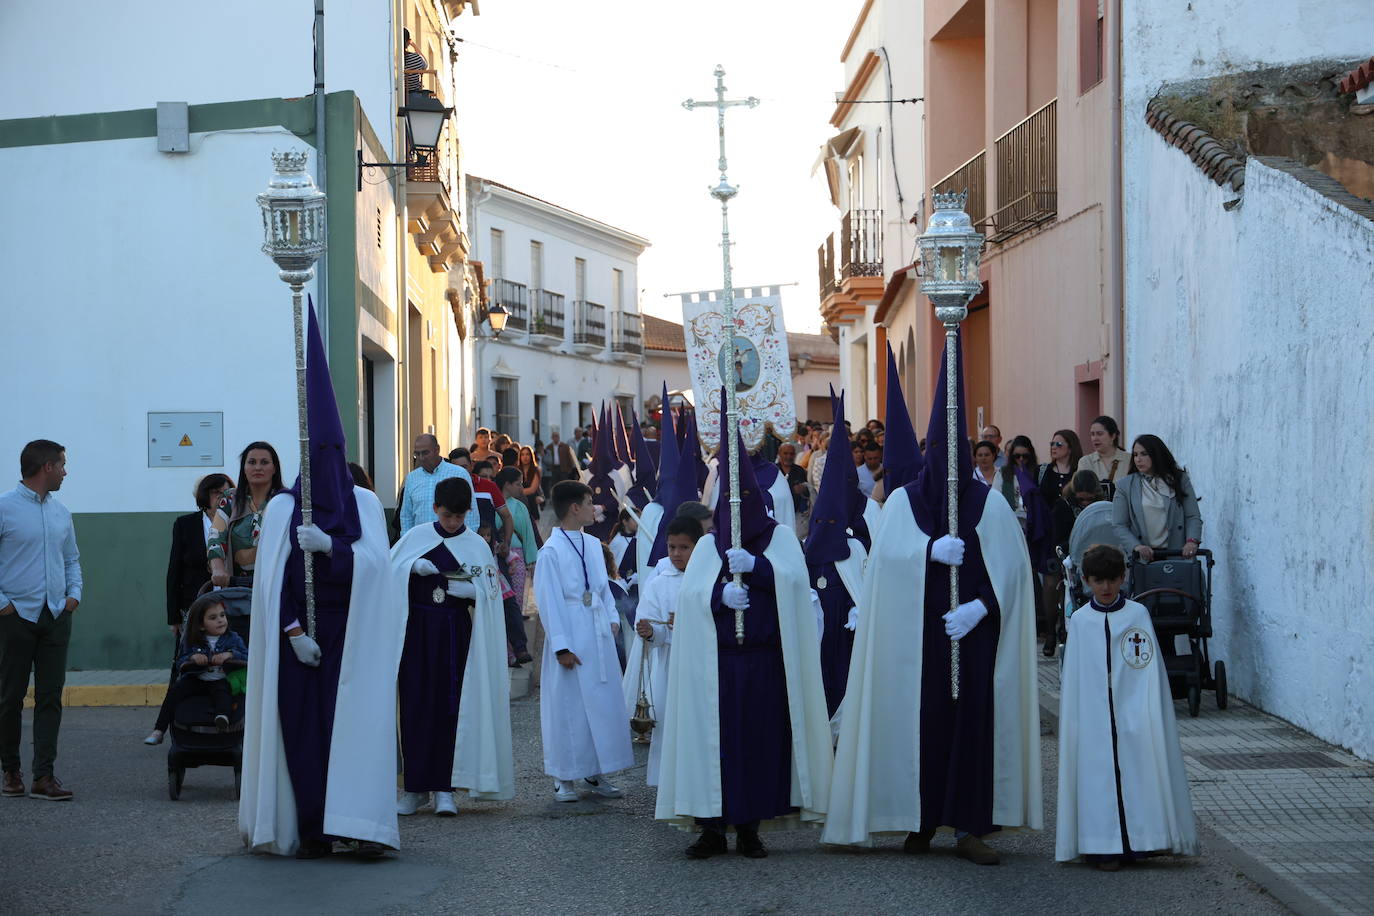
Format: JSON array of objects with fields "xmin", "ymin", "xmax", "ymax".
[{"xmin": 684, "ymin": 65, "xmax": 758, "ymax": 646}]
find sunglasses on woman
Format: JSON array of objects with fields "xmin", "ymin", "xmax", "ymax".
[{"xmin": 1049, "ymin": 440, "xmax": 1065, "ymax": 448}]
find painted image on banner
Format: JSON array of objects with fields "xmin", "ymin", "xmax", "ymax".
[{"xmin": 717, "ymin": 336, "xmax": 761, "ymax": 392}]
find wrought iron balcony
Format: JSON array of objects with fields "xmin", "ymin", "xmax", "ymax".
[
  {"xmin": 490, "ymin": 279, "xmax": 528, "ymax": 331},
  {"xmin": 932, "ymin": 150, "xmax": 988, "ymax": 232},
  {"xmin": 611, "ymin": 311, "xmax": 643, "ymax": 356},
  {"xmin": 817, "ymin": 234, "xmax": 837, "ymax": 301},
  {"xmin": 989, "ymin": 98, "xmax": 1057, "ymax": 243},
  {"xmin": 530, "ymin": 289, "xmax": 565, "ymax": 344},
  {"xmin": 573, "ymin": 300, "xmax": 606, "ymax": 351},
  {"xmin": 839, "ymin": 209, "xmax": 883, "ymax": 278}
]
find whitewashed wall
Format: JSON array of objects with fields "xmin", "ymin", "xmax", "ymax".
[
  {"xmin": 1125, "ymin": 151, "xmax": 1374, "ymax": 758},
  {"xmin": 1122, "ymin": 0, "xmax": 1374, "ymax": 759},
  {"xmin": 0, "ymin": 133, "xmax": 312, "ymax": 513}
]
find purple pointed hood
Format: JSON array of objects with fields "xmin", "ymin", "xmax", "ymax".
[
  {"xmin": 584, "ymin": 404, "xmax": 618, "ymax": 540},
  {"xmin": 804, "ymin": 386, "xmax": 869, "ymax": 565},
  {"xmin": 907, "ymin": 329, "xmax": 985, "ymax": 538},
  {"xmin": 627, "ymin": 408, "xmax": 657, "ymax": 509},
  {"xmin": 679, "ymin": 410, "xmax": 708, "ymax": 494},
  {"xmin": 882, "ymin": 341, "xmax": 924, "ymax": 492},
  {"xmin": 712, "ymin": 387, "xmax": 776, "ymax": 556},
  {"xmin": 290, "ymin": 297, "xmax": 360, "ymax": 543},
  {"xmin": 654, "ymin": 384, "xmax": 681, "ymax": 502},
  {"xmin": 751, "ymin": 447, "xmax": 781, "ymax": 491},
  {"xmin": 611, "ymin": 403, "xmax": 631, "ymax": 467}
]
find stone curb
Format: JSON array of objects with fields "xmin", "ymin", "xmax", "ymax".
[{"xmin": 24, "ymin": 683, "xmax": 169, "ymax": 709}]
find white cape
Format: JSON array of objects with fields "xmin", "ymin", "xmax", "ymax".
[
  {"xmin": 389, "ymin": 524, "xmax": 515, "ymax": 800},
  {"xmin": 239, "ymin": 487, "xmax": 405, "ymax": 855},
  {"xmin": 622, "ymin": 557, "xmax": 679, "ymax": 786},
  {"xmin": 1056, "ymin": 600, "xmax": 1198, "ymax": 860},
  {"xmin": 823, "ymin": 486, "xmax": 1042, "ymax": 845},
  {"xmin": 634, "ymin": 501, "xmax": 664, "ymax": 592},
  {"xmin": 655, "ymin": 531, "xmax": 833, "ymax": 829}
]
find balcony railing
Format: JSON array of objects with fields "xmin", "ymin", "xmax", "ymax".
[
  {"xmin": 932, "ymin": 150, "xmax": 988, "ymax": 231},
  {"xmin": 817, "ymin": 234, "xmax": 837, "ymax": 301},
  {"xmin": 612, "ymin": 311, "xmax": 643, "ymax": 355},
  {"xmin": 530, "ymin": 289, "xmax": 565, "ymax": 339},
  {"xmin": 839, "ymin": 209, "xmax": 883, "ymax": 278},
  {"xmin": 989, "ymin": 98, "xmax": 1057, "ymax": 243},
  {"xmin": 573, "ymin": 300, "xmax": 606, "ymax": 349},
  {"xmin": 490, "ymin": 279, "xmax": 528, "ymax": 331}
]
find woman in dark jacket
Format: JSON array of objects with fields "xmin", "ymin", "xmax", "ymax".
[{"xmin": 147, "ymin": 473, "xmax": 231, "ymax": 745}]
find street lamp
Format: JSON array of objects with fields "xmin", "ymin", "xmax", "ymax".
[
  {"xmin": 258, "ymin": 150, "xmax": 327, "ymax": 639},
  {"xmin": 486, "ymin": 302, "xmax": 509, "ymax": 338},
  {"xmin": 356, "ymin": 89, "xmax": 454, "ymax": 190},
  {"xmin": 917, "ymin": 190, "xmax": 984, "ymax": 701}
]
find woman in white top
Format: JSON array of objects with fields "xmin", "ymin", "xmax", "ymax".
[
  {"xmin": 1111, "ymin": 434, "xmax": 1202, "ymax": 562},
  {"xmin": 972, "ymin": 439, "xmax": 1000, "ymax": 488},
  {"xmin": 1078, "ymin": 415, "xmax": 1131, "ymax": 497}
]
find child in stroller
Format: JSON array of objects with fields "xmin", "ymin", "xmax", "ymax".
[{"xmin": 168, "ymin": 593, "xmax": 248, "ymax": 731}]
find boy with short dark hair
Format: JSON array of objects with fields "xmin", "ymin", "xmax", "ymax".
[
  {"xmin": 1056, "ymin": 544, "xmax": 1197, "ymax": 870},
  {"xmin": 535, "ymin": 481, "xmax": 633, "ymax": 802}
]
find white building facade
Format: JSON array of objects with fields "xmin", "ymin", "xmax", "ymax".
[
  {"xmin": 1122, "ymin": 1, "xmax": 1373, "ymax": 757},
  {"xmin": 467, "ymin": 177, "xmax": 649, "ymax": 445}
]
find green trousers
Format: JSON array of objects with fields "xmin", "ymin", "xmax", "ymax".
[{"xmin": 0, "ymin": 608, "xmax": 72, "ymax": 779}]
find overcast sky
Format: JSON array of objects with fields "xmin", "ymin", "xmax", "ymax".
[{"xmin": 454, "ymin": 0, "xmax": 860, "ymax": 333}]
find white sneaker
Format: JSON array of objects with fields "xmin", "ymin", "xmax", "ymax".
[
  {"xmin": 582, "ymin": 775, "xmax": 624, "ymax": 798},
  {"xmin": 397, "ymin": 791, "xmax": 429, "ymax": 816},
  {"xmin": 553, "ymin": 780, "xmax": 579, "ymax": 802},
  {"xmin": 434, "ymin": 791, "xmax": 458, "ymax": 816}
]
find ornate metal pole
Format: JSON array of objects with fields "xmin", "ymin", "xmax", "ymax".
[
  {"xmin": 685, "ymin": 66, "xmax": 758, "ymax": 646},
  {"xmin": 918, "ymin": 191, "xmax": 984, "ymax": 701},
  {"xmin": 258, "ymin": 151, "xmax": 327, "ymax": 639}
]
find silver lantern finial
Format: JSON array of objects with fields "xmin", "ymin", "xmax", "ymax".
[
  {"xmin": 917, "ymin": 190, "xmax": 983, "ymax": 701},
  {"xmin": 257, "ymin": 150, "xmax": 328, "ymax": 639}
]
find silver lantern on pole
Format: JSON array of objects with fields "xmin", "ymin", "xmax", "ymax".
[
  {"xmin": 258, "ymin": 150, "xmax": 327, "ymax": 639},
  {"xmin": 684, "ymin": 65, "xmax": 758, "ymax": 646},
  {"xmin": 918, "ymin": 190, "xmax": 984, "ymax": 700}
]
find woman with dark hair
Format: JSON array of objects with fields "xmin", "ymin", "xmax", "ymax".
[
  {"xmin": 1040, "ymin": 429, "xmax": 1083, "ymax": 508},
  {"xmin": 517, "ymin": 445, "xmax": 542, "ymax": 521},
  {"xmin": 146, "ymin": 472, "xmax": 233, "ymax": 744},
  {"xmin": 1078, "ymin": 416, "xmax": 1130, "ymax": 497},
  {"xmin": 209, "ymin": 441, "xmax": 286, "ymax": 588},
  {"xmin": 1043, "ymin": 470, "xmax": 1105, "ymax": 655},
  {"xmin": 1113, "ymin": 434, "xmax": 1202, "ymax": 562},
  {"xmin": 348, "ymin": 462, "xmax": 374, "ymax": 491},
  {"xmin": 972, "ymin": 440, "xmax": 999, "ymax": 488}
]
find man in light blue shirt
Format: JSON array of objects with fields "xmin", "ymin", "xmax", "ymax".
[
  {"xmin": 398, "ymin": 434, "xmax": 474, "ymax": 534},
  {"xmin": 0, "ymin": 439, "xmax": 82, "ymax": 801}
]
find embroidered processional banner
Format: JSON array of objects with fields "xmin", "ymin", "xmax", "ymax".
[{"xmin": 679, "ymin": 286, "xmax": 796, "ymax": 452}]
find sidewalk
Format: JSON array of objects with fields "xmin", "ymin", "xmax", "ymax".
[{"xmin": 1037, "ymin": 656, "xmax": 1374, "ymax": 916}]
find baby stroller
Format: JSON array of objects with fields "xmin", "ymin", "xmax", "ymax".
[
  {"xmin": 167, "ymin": 586, "xmax": 251, "ymax": 800},
  {"xmin": 1128, "ymin": 549, "xmax": 1225, "ymax": 718},
  {"xmin": 1058, "ymin": 501, "xmax": 1117, "ymax": 637}
]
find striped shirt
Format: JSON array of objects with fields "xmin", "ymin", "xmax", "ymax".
[{"xmin": 404, "ymin": 51, "xmax": 428, "ymax": 92}]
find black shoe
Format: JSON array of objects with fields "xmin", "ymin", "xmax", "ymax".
[
  {"xmin": 685, "ymin": 830, "xmax": 728, "ymax": 859},
  {"xmin": 1042, "ymin": 637, "xmax": 1057, "ymax": 658},
  {"xmin": 515, "ymin": 652, "xmax": 533, "ymax": 664},
  {"xmin": 903, "ymin": 829, "xmax": 936, "ymax": 854},
  {"xmin": 352, "ymin": 840, "xmax": 388, "ymax": 859},
  {"xmin": 735, "ymin": 829, "xmax": 767, "ymax": 859},
  {"xmin": 295, "ymin": 839, "xmax": 333, "ymax": 859}
]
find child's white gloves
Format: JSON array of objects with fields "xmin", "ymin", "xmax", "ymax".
[
  {"xmin": 943, "ymin": 598, "xmax": 988, "ymax": 640},
  {"xmin": 446, "ymin": 579, "xmax": 477, "ymax": 599},
  {"xmin": 296, "ymin": 525, "xmax": 332, "ymax": 555},
  {"xmin": 845, "ymin": 606, "xmax": 860, "ymax": 632},
  {"xmin": 930, "ymin": 535, "xmax": 965, "ymax": 567},
  {"xmin": 412, "ymin": 558, "xmax": 440, "ymax": 577},
  {"xmin": 721, "ymin": 582, "xmax": 750, "ymax": 610},
  {"xmin": 726, "ymin": 548, "xmax": 756, "ymax": 575},
  {"xmin": 289, "ymin": 633, "xmax": 322, "ymax": 666}
]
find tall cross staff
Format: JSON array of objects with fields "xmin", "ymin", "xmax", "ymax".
[{"xmin": 684, "ymin": 65, "xmax": 758, "ymax": 646}]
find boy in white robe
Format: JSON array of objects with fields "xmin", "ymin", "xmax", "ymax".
[
  {"xmin": 628, "ymin": 516, "xmax": 702, "ymax": 786},
  {"xmin": 536, "ymin": 481, "xmax": 635, "ymax": 802},
  {"xmin": 1056, "ymin": 544, "xmax": 1198, "ymax": 870}
]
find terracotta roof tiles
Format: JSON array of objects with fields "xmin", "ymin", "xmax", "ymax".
[
  {"xmin": 1145, "ymin": 100, "xmax": 1247, "ymax": 191},
  {"xmin": 1338, "ymin": 56, "xmax": 1374, "ymax": 96}
]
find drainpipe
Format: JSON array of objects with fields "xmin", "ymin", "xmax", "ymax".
[
  {"xmin": 1110, "ymin": 0, "xmax": 1125, "ymax": 421},
  {"xmin": 314, "ymin": 0, "xmax": 328, "ymax": 346}
]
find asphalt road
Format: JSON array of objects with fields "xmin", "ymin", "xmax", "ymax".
[{"xmin": 1, "ymin": 699, "xmax": 1289, "ymax": 916}]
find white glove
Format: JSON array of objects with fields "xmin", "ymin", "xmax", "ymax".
[
  {"xmin": 721, "ymin": 582, "xmax": 750, "ymax": 610},
  {"xmin": 930, "ymin": 535, "xmax": 965, "ymax": 567},
  {"xmin": 446, "ymin": 578, "xmax": 477, "ymax": 599},
  {"xmin": 844, "ymin": 606, "xmax": 860, "ymax": 632},
  {"xmin": 726, "ymin": 548, "xmax": 756, "ymax": 575},
  {"xmin": 296, "ymin": 524, "xmax": 332, "ymax": 555},
  {"xmin": 289, "ymin": 633, "xmax": 322, "ymax": 667},
  {"xmin": 411, "ymin": 558, "xmax": 440, "ymax": 577},
  {"xmin": 943, "ymin": 598, "xmax": 988, "ymax": 640}
]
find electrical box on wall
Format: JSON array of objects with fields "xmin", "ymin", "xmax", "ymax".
[
  {"xmin": 156, "ymin": 102, "xmax": 190, "ymax": 153},
  {"xmin": 148, "ymin": 412, "xmax": 223, "ymax": 467}
]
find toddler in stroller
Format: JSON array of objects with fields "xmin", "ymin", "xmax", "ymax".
[{"xmin": 162, "ymin": 590, "xmax": 251, "ymax": 799}]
